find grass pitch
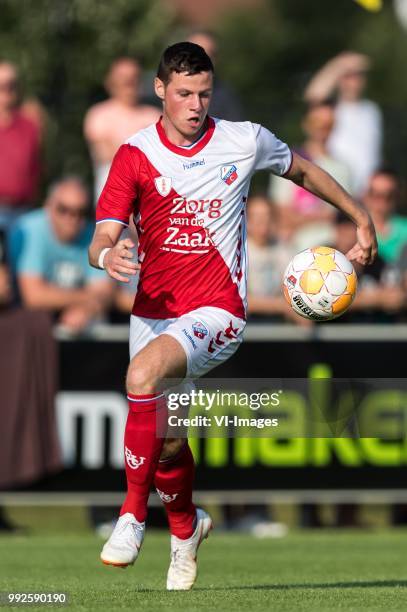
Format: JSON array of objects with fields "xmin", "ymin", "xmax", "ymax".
[{"xmin": 1, "ymin": 523, "xmax": 407, "ymax": 611}]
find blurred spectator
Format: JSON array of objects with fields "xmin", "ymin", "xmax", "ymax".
[
  {"xmin": 333, "ymin": 213, "xmax": 405, "ymax": 321},
  {"xmin": 0, "ymin": 61, "xmax": 41, "ymax": 233},
  {"xmin": 246, "ymin": 195, "xmax": 308, "ymax": 325},
  {"xmin": 269, "ymin": 103, "xmax": 352, "ymax": 252},
  {"xmin": 20, "ymin": 97, "xmax": 49, "ymax": 146},
  {"xmin": 9, "ymin": 177, "xmax": 113, "ymax": 334},
  {"xmin": 84, "ymin": 57, "xmax": 160, "ymax": 201},
  {"xmin": 188, "ymin": 31, "xmax": 243, "ymax": 121},
  {"xmin": 0, "ymin": 230, "xmax": 61, "ymax": 531},
  {"xmin": 397, "ymin": 243, "xmax": 407, "ymax": 295},
  {"xmin": 304, "ymin": 52, "xmax": 382, "ymax": 196},
  {"xmin": 363, "ymin": 169, "xmax": 407, "ymax": 264},
  {"xmin": 0, "ymin": 230, "xmax": 12, "ymax": 309}
]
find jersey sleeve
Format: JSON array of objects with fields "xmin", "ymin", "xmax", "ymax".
[
  {"xmin": 96, "ymin": 144, "xmax": 139, "ymax": 227},
  {"xmin": 252, "ymin": 123, "xmax": 293, "ymax": 176}
]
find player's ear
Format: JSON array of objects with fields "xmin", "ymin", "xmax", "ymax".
[{"xmin": 154, "ymin": 77, "xmax": 165, "ymax": 101}]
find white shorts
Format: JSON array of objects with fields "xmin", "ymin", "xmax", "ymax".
[{"xmin": 129, "ymin": 306, "xmax": 246, "ymax": 379}]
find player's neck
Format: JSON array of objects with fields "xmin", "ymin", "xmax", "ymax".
[{"xmin": 160, "ymin": 115, "xmax": 207, "ymax": 147}]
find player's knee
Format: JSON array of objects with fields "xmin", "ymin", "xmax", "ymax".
[
  {"xmin": 126, "ymin": 360, "xmax": 159, "ymax": 395},
  {"xmin": 160, "ymin": 437, "xmax": 186, "ymax": 460}
]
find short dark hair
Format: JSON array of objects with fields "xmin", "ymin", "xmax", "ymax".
[
  {"xmin": 371, "ymin": 166, "xmax": 399, "ymax": 185},
  {"xmin": 157, "ymin": 42, "xmax": 214, "ymax": 85}
]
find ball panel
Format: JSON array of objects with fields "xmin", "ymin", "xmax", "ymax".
[
  {"xmin": 346, "ymin": 270, "xmax": 358, "ymax": 295},
  {"xmin": 291, "ymin": 293, "xmax": 327, "ymax": 320},
  {"xmin": 313, "ymin": 292, "xmax": 334, "ymax": 312},
  {"xmin": 332, "ymin": 292, "xmax": 353, "ymax": 315},
  {"xmin": 312, "ymin": 246, "xmax": 335, "ymax": 256},
  {"xmin": 292, "ymin": 250, "xmax": 315, "ymax": 272},
  {"xmin": 313, "ymin": 254, "xmax": 337, "ymax": 274},
  {"xmin": 324, "ymin": 271, "xmax": 347, "ymax": 296},
  {"xmin": 334, "ymin": 251, "xmax": 353, "ymax": 274},
  {"xmin": 299, "ymin": 269, "xmax": 324, "ymax": 294}
]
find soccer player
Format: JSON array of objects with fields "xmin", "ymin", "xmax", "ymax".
[{"xmin": 88, "ymin": 42, "xmax": 377, "ymax": 590}]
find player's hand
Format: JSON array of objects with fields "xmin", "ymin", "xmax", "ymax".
[
  {"xmin": 104, "ymin": 238, "xmax": 141, "ymax": 283},
  {"xmin": 346, "ymin": 218, "xmax": 378, "ymax": 266}
]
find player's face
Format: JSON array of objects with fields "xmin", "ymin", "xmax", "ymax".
[{"xmin": 156, "ymin": 71, "xmax": 213, "ymax": 141}]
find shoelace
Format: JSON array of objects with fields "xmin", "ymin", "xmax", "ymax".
[{"xmin": 115, "ymin": 519, "xmax": 143, "ymax": 543}]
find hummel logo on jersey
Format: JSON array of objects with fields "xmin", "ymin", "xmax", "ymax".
[
  {"xmin": 182, "ymin": 328, "xmax": 197, "ymax": 350},
  {"xmin": 154, "ymin": 176, "xmax": 172, "ymax": 197},
  {"xmin": 221, "ymin": 164, "xmax": 238, "ymax": 185},
  {"xmin": 125, "ymin": 447, "xmax": 146, "ymax": 470},
  {"xmin": 156, "ymin": 488, "xmax": 178, "ymax": 503},
  {"xmin": 183, "ymin": 158, "xmax": 205, "ymax": 170}
]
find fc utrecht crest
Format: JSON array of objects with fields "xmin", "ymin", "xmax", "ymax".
[
  {"xmin": 154, "ymin": 176, "xmax": 172, "ymax": 197},
  {"xmin": 221, "ymin": 164, "xmax": 238, "ymax": 185}
]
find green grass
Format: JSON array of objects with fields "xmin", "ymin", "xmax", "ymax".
[{"xmin": 1, "ymin": 527, "xmax": 407, "ymax": 611}]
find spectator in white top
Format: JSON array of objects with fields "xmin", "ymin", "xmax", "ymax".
[
  {"xmin": 246, "ymin": 195, "xmax": 308, "ymax": 325},
  {"xmin": 269, "ymin": 103, "xmax": 352, "ymax": 252},
  {"xmin": 84, "ymin": 57, "xmax": 161, "ymax": 202},
  {"xmin": 304, "ymin": 52, "xmax": 382, "ymax": 196}
]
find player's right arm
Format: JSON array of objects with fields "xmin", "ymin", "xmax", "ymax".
[
  {"xmin": 88, "ymin": 144, "xmax": 141, "ymax": 283},
  {"xmin": 88, "ymin": 223, "xmax": 139, "ymax": 283}
]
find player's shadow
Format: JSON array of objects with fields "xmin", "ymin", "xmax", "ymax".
[{"xmin": 195, "ymin": 579, "xmax": 407, "ymax": 591}]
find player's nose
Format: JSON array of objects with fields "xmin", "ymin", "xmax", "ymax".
[{"xmin": 190, "ymin": 94, "xmax": 203, "ymax": 112}]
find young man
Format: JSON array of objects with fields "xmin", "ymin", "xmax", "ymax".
[{"xmin": 89, "ymin": 42, "xmax": 377, "ymax": 590}]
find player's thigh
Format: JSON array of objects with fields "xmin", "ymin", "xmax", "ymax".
[
  {"xmin": 163, "ymin": 306, "xmax": 246, "ymax": 379},
  {"xmin": 129, "ymin": 333, "xmax": 187, "ymax": 383},
  {"xmin": 128, "ymin": 315, "xmax": 188, "ymax": 388},
  {"xmin": 129, "ymin": 314, "xmax": 164, "ymax": 360}
]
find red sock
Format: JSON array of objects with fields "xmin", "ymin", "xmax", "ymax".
[
  {"xmin": 154, "ymin": 443, "xmax": 196, "ymax": 539},
  {"xmin": 120, "ymin": 393, "xmax": 167, "ymax": 523}
]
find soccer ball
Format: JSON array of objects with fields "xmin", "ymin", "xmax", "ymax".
[{"xmin": 283, "ymin": 246, "xmax": 357, "ymax": 321}]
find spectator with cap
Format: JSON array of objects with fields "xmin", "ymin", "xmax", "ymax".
[
  {"xmin": 0, "ymin": 61, "xmax": 41, "ymax": 233},
  {"xmin": 304, "ymin": 52, "xmax": 382, "ymax": 196},
  {"xmin": 84, "ymin": 57, "xmax": 160, "ymax": 202},
  {"xmin": 187, "ymin": 30, "xmax": 243, "ymax": 121},
  {"xmin": 9, "ymin": 177, "xmax": 113, "ymax": 334},
  {"xmin": 269, "ymin": 103, "xmax": 352, "ymax": 252}
]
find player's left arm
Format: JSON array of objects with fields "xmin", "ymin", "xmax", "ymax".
[{"xmin": 285, "ymin": 152, "xmax": 377, "ymax": 265}]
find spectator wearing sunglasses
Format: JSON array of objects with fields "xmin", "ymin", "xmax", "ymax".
[
  {"xmin": 9, "ymin": 177, "xmax": 113, "ymax": 333},
  {"xmin": 0, "ymin": 61, "xmax": 41, "ymax": 233},
  {"xmin": 363, "ymin": 169, "xmax": 407, "ymax": 264}
]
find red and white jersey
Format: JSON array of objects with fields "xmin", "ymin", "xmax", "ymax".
[{"xmin": 96, "ymin": 117, "xmax": 292, "ymax": 320}]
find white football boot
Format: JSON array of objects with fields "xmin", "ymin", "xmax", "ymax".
[
  {"xmin": 100, "ymin": 512, "xmax": 145, "ymax": 567},
  {"xmin": 166, "ymin": 508, "xmax": 213, "ymax": 590}
]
